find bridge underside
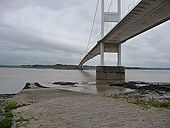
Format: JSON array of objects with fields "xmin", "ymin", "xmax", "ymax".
[{"xmin": 79, "ymin": 0, "xmax": 170, "ymax": 66}]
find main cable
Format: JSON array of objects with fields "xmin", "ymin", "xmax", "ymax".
[
  {"xmin": 85, "ymin": 0, "xmax": 99, "ymax": 54},
  {"xmin": 108, "ymin": 0, "xmax": 114, "ymax": 12},
  {"xmin": 84, "ymin": 0, "xmax": 114, "ymax": 56},
  {"xmin": 97, "ymin": 0, "xmax": 114, "ymax": 42}
]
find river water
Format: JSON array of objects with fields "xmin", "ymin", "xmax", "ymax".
[{"xmin": 0, "ymin": 68, "xmax": 170, "ymax": 94}]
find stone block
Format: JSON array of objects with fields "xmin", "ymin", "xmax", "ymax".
[{"xmin": 96, "ymin": 66, "xmax": 125, "ymax": 84}]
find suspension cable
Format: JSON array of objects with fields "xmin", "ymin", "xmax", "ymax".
[
  {"xmin": 98, "ymin": 0, "xmax": 114, "ymax": 42},
  {"xmin": 108, "ymin": 0, "xmax": 114, "ymax": 12},
  {"xmin": 85, "ymin": 0, "xmax": 99, "ymax": 54},
  {"xmin": 85, "ymin": 0, "xmax": 115, "ymax": 55}
]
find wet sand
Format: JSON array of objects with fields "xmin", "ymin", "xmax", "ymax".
[{"xmin": 12, "ymin": 87, "xmax": 170, "ymax": 128}]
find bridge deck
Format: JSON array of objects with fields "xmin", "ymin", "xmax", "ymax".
[{"xmin": 79, "ymin": 0, "xmax": 170, "ymax": 66}]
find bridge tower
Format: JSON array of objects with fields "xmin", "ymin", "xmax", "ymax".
[
  {"xmin": 96, "ymin": 0, "xmax": 125, "ymax": 84},
  {"xmin": 100, "ymin": 0, "xmax": 121, "ymax": 66}
]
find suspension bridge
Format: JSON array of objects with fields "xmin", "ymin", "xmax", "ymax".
[{"xmin": 79, "ymin": 0, "xmax": 170, "ymax": 84}]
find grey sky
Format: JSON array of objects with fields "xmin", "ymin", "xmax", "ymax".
[{"xmin": 0, "ymin": 0, "xmax": 170, "ymax": 68}]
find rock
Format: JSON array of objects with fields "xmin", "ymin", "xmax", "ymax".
[
  {"xmin": 109, "ymin": 83, "xmax": 124, "ymax": 86},
  {"xmin": 23, "ymin": 82, "xmax": 49, "ymax": 89},
  {"xmin": 109, "ymin": 81, "xmax": 170, "ymax": 101},
  {"xmin": 34, "ymin": 83, "xmax": 49, "ymax": 88},
  {"xmin": 52, "ymin": 82, "xmax": 78, "ymax": 85},
  {"xmin": 23, "ymin": 83, "xmax": 31, "ymax": 89}
]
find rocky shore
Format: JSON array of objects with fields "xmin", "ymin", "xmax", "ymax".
[
  {"xmin": 52, "ymin": 82, "xmax": 78, "ymax": 86},
  {"xmin": 0, "ymin": 81, "xmax": 170, "ymax": 127},
  {"xmin": 0, "ymin": 83, "xmax": 49, "ymax": 124},
  {"xmin": 50, "ymin": 81, "xmax": 170, "ymax": 102},
  {"xmin": 109, "ymin": 81, "xmax": 170, "ymax": 102},
  {"xmin": 0, "ymin": 94, "xmax": 16, "ymax": 122},
  {"xmin": 11, "ymin": 83, "xmax": 170, "ymax": 127},
  {"xmin": 0, "ymin": 94, "xmax": 16, "ymax": 105}
]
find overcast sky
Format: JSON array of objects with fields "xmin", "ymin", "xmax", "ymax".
[{"xmin": 0, "ymin": 0, "xmax": 170, "ymax": 68}]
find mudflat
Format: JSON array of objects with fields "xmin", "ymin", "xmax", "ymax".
[{"xmin": 12, "ymin": 88, "xmax": 170, "ymax": 128}]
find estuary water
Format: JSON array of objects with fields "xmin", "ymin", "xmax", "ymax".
[{"xmin": 0, "ymin": 68, "xmax": 170, "ymax": 94}]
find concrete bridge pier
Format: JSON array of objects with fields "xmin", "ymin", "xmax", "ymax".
[
  {"xmin": 96, "ymin": 0, "xmax": 125, "ymax": 84},
  {"xmin": 96, "ymin": 66, "xmax": 125, "ymax": 84},
  {"xmin": 96, "ymin": 43, "xmax": 125, "ymax": 84}
]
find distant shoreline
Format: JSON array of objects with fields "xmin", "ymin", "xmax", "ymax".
[
  {"xmin": 0, "ymin": 65, "xmax": 170, "ymax": 70},
  {"xmin": 0, "ymin": 64, "xmax": 95, "ymax": 70}
]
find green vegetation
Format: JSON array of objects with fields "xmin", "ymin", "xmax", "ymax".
[
  {"xmin": 127, "ymin": 98, "xmax": 170, "ymax": 108},
  {"xmin": 0, "ymin": 99, "xmax": 30, "ymax": 128},
  {"xmin": 15, "ymin": 116, "xmax": 30, "ymax": 127},
  {"xmin": 113, "ymin": 94, "xmax": 120, "ymax": 99},
  {"xmin": 3, "ymin": 100, "xmax": 29, "ymax": 112},
  {"xmin": 15, "ymin": 116, "xmax": 30, "ymax": 128},
  {"xmin": 106, "ymin": 94, "xmax": 120, "ymax": 99},
  {"xmin": 105, "ymin": 93, "xmax": 170, "ymax": 109},
  {"xmin": 15, "ymin": 116, "xmax": 30, "ymax": 123},
  {"xmin": 0, "ymin": 112, "xmax": 13, "ymax": 128}
]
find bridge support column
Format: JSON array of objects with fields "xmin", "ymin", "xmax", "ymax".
[
  {"xmin": 117, "ymin": 43, "xmax": 121, "ymax": 66},
  {"xmin": 97, "ymin": 43, "xmax": 125, "ymax": 84},
  {"xmin": 100, "ymin": 43, "xmax": 104, "ymax": 66},
  {"xmin": 96, "ymin": 0, "xmax": 124, "ymax": 85},
  {"xmin": 96, "ymin": 66, "xmax": 125, "ymax": 84}
]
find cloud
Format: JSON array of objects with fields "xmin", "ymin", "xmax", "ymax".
[
  {"xmin": 0, "ymin": 0, "xmax": 96, "ymax": 65},
  {"xmin": 0, "ymin": 0, "xmax": 170, "ymax": 68},
  {"xmin": 121, "ymin": 21, "xmax": 170, "ymax": 68}
]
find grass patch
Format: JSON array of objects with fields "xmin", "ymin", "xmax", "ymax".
[
  {"xmin": 15, "ymin": 116, "xmax": 30, "ymax": 123},
  {"xmin": 0, "ymin": 100, "xmax": 30, "ymax": 128},
  {"xmin": 3, "ymin": 100, "xmax": 29, "ymax": 112},
  {"xmin": 127, "ymin": 98, "xmax": 170, "ymax": 108},
  {"xmin": 107, "ymin": 94, "xmax": 120, "ymax": 99},
  {"xmin": 105, "ymin": 94, "xmax": 170, "ymax": 109},
  {"xmin": 113, "ymin": 94, "xmax": 120, "ymax": 99},
  {"xmin": 0, "ymin": 111, "xmax": 14, "ymax": 128},
  {"xmin": 0, "ymin": 115, "xmax": 13, "ymax": 128},
  {"xmin": 15, "ymin": 116, "xmax": 30, "ymax": 128}
]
